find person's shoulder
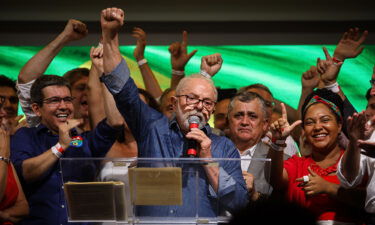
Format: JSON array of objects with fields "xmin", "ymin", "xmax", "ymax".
[
  {"xmin": 11, "ymin": 126, "xmax": 37, "ymax": 149},
  {"xmin": 12, "ymin": 126, "xmax": 36, "ymax": 138},
  {"xmin": 210, "ymin": 134, "xmax": 240, "ymax": 158},
  {"xmin": 210, "ymin": 132, "xmax": 232, "ymax": 144}
]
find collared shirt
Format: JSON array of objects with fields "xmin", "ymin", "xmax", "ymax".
[
  {"xmin": 101, "ymin": 59, "xmax": 248, "ymax": 217},
  {"xmin": 10, "ymin": 119, "xmax": 119, "ymax": 225},
  {"xmin": 239, "ymin": 145, "xmax": 256, "ymax": 171}
]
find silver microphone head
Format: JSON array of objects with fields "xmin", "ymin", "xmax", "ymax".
[{"xmin": 188, "ymin": 115, "xmax": 200, "ymax": 124}]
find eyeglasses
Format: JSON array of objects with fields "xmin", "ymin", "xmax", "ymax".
[
  {"xmin": 370, "ymin": 79, "xmax": 375, "ymax": 85},
  {"xmin": 0, "ymin": 95, "xmax": 19, "ymax": 104},
  {"xmin": 42, "ymin": 96, "xmax": 75, "ymax": 107},
  {"xmin": 176, "ymin": 94, "xmax": 216, "ymax": 110}
]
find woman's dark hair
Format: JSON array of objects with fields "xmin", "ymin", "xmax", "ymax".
[
  {"xmin": 301, "ymin": 88, "xmax": 344, "ymax": 125},
  {"xmin": 30, "ymin": 75, "xmax": 71, "ymax": 106}
]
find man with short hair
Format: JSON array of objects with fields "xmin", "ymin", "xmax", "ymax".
[
  {"xmin": 239, "ymin": 84, "xmax": 299, "ymax": 158},
  {"xmin": 99, "ymin": 7, "xmax": 247, "ymax": 216},
  {"xmin": 17, "ymin": 19, "xmax": 89, "ymax": 130},
  {"xmin": 227, "ymin": 91, "xmax": 277, "ymax": 199},
  {"xmin": 0, "ymin": 75, "xmax": 18, "ymax": 120},
  {"xmin": 0, "ymin": 75, "xmax": 26, "ymax": 135},
  {"xmin": 10, "ymin": 75, "xmax": 122, "ymax": 225}
]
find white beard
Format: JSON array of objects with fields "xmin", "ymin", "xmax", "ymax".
[{"xmin": 176, "ymin": 104, "xmax": 206, "ymax": 130}]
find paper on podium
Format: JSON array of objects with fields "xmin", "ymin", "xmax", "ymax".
[
  {"xmin": 128, "ymin": 167, "xmax": 182, "ymax": 206},
  {"xmin": 64, "ymin": 181, "xmax": 126, "ymax": 221}
]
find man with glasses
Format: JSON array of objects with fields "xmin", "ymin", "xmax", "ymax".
[
  {"xmin": 0, "ymin": 75, "xmax": 18, "ymax": 119},
  {"xmin": 99, "ymin": 7, "xmax": 247, "ymax": 217},
  {"xmin": 10, "ymin": 75, "xmax": 122, "ymax": 225},
  {"xmin": 0, "ymin": 75, "xmax": 22, "ymax": 134}
]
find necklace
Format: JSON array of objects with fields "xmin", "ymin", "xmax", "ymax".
[{"xmin": 309, "ymin": 150, "xmax": 344, "ymax": 176}]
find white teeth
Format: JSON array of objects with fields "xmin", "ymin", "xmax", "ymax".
[
  {"xmin": 57, "ymin": 114, "xmax": 68, "ymax": 118},
  {"xmin": 314, "ymin": 134, "xmax": 327, "ymax": 138}
]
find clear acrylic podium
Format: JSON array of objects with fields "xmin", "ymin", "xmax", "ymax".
[{"xmin": 60, "ymin": 157, "xmax": 271, "ymax": 224}]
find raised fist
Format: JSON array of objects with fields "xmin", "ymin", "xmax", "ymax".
[
  {"xmin": 200, "ymin": 53, "xmax": 223, "ymax": 77},
  {"xmin": 301, "ymin": 66, "xmax": 320, "ymax": 90},
  {"xmin": 90, "ymin": 43, "xmax": 104, "ymax": 72},
  {"xmin": 62, "ymin": 19, "xmax": 88, "ymax": 42},
  {"xmin": 132, "ymin": 27, "xmax": 147, "ymax": 61},
  {"xmin": 101, "ymin": 7, "xmax": 125, "ymax": 39}
]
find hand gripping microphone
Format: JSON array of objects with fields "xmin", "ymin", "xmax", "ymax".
[{"xmin": 187, "ymin": 116, "xmax": 200, "ymax": 157}]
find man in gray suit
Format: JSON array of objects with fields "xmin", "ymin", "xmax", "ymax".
[{"xmin": 227, "ymin": 91, "xmax": 290, "ymax": 201}]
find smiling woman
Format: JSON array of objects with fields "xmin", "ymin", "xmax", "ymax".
[{"xmin": 269, "ymin": 88, "xmax": 366, "ymax": 224}]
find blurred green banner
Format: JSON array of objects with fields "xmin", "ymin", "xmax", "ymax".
[{"xmin": 1, "ymin": 45, "xmax": 374, "ymax": 111}]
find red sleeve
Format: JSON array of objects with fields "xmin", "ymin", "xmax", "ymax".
[{"xmin": 0, "ymin": 163, "xmax": 19, "ymax": 210}]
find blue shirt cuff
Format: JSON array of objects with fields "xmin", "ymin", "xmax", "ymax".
[
  {"xmin": 209, "ymin": 167, "xmax": 236, "ymax": 198},
  {"xmin": 101, "ymin": 59, "xmax": 130, "ymax": 95}
]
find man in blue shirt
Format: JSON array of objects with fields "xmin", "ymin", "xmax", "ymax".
[
  {"xmin": 99, "ymin": 7, "xmax": 248, "ymax": 217},
  {"xmin": 11, "ymin": 75, "xmax": 122, "ymax": 225}
]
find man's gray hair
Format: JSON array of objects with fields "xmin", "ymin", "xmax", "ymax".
[
  {"xmin": 175, "ymin": 74, "xmax": 218, "ymax": 101},
  {"xmin": 228, "ymin": 91, "xmax": 270, "ymax": 119}
]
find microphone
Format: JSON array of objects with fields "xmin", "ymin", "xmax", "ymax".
[{"xmin": 186, "ymin": 116, "xmax": 200, "ymax": 157}]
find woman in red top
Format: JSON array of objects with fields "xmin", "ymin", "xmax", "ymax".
[
  {"xmin": 0, "ymin": 96, "xmax": 28, "ymax": 224},
  {"xmin": 269, "ymin": 89, "xmax": 363, "ymax": 224}
]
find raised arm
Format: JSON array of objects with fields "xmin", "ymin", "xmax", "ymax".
[
  {"xmin": 292, "ymin": 66, "xmax": 320, "ymax": 141},
  {"xmin": 132, "ymin": 27, "xmax": 163, "ymax": 99},
  {"xmin": 18, "ymin": 19, "xmax": 88, "ymax": 84},
  {"xmin": 88, "ymin": 43, "xmax": 124, "ymax": 128},
  {"xmin": 101, "ymin": 8, "xmax": 124, "ymax": 74},
  {"xmin": 87, "ymin": 45, "xmax": 106, "ymax": 128},
  {"xmin": 200, "ymin": 53, "xmax": 223, "ymax": 78},
  {"xmin": 317, "ymin": 47, "xmax": 344, "ymax": 97},
  {"xmin": 169, "ymin": 31, "xmax": 197, "ymax": 89},
  {"xmin": 333, "ymin": 27, "xmax": 368, "ymax": 62},
  {"xmin": 269, "ymin": 103, "xmax": 301, "ymax": 189},
  {"xmin": 341, "ymin": 112, "xmax": 367, "ymax": 183},
  {"xmin": 297, "ymin": 66, "xmax": 320, "ymax": 119}
]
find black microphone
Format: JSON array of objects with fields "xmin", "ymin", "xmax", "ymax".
[{"xmin": 186, "ymin": 116, "xmax": 200, "ymax": 157}]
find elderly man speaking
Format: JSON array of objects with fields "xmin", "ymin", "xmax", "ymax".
[{"xmin": 99, "ymin": 7, "xmax": 248, "ymax": 217}]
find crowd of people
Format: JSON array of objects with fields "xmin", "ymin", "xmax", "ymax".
[{"xmin": 0, "ymin": 7, "xmax": 374, "ymax": 225}]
